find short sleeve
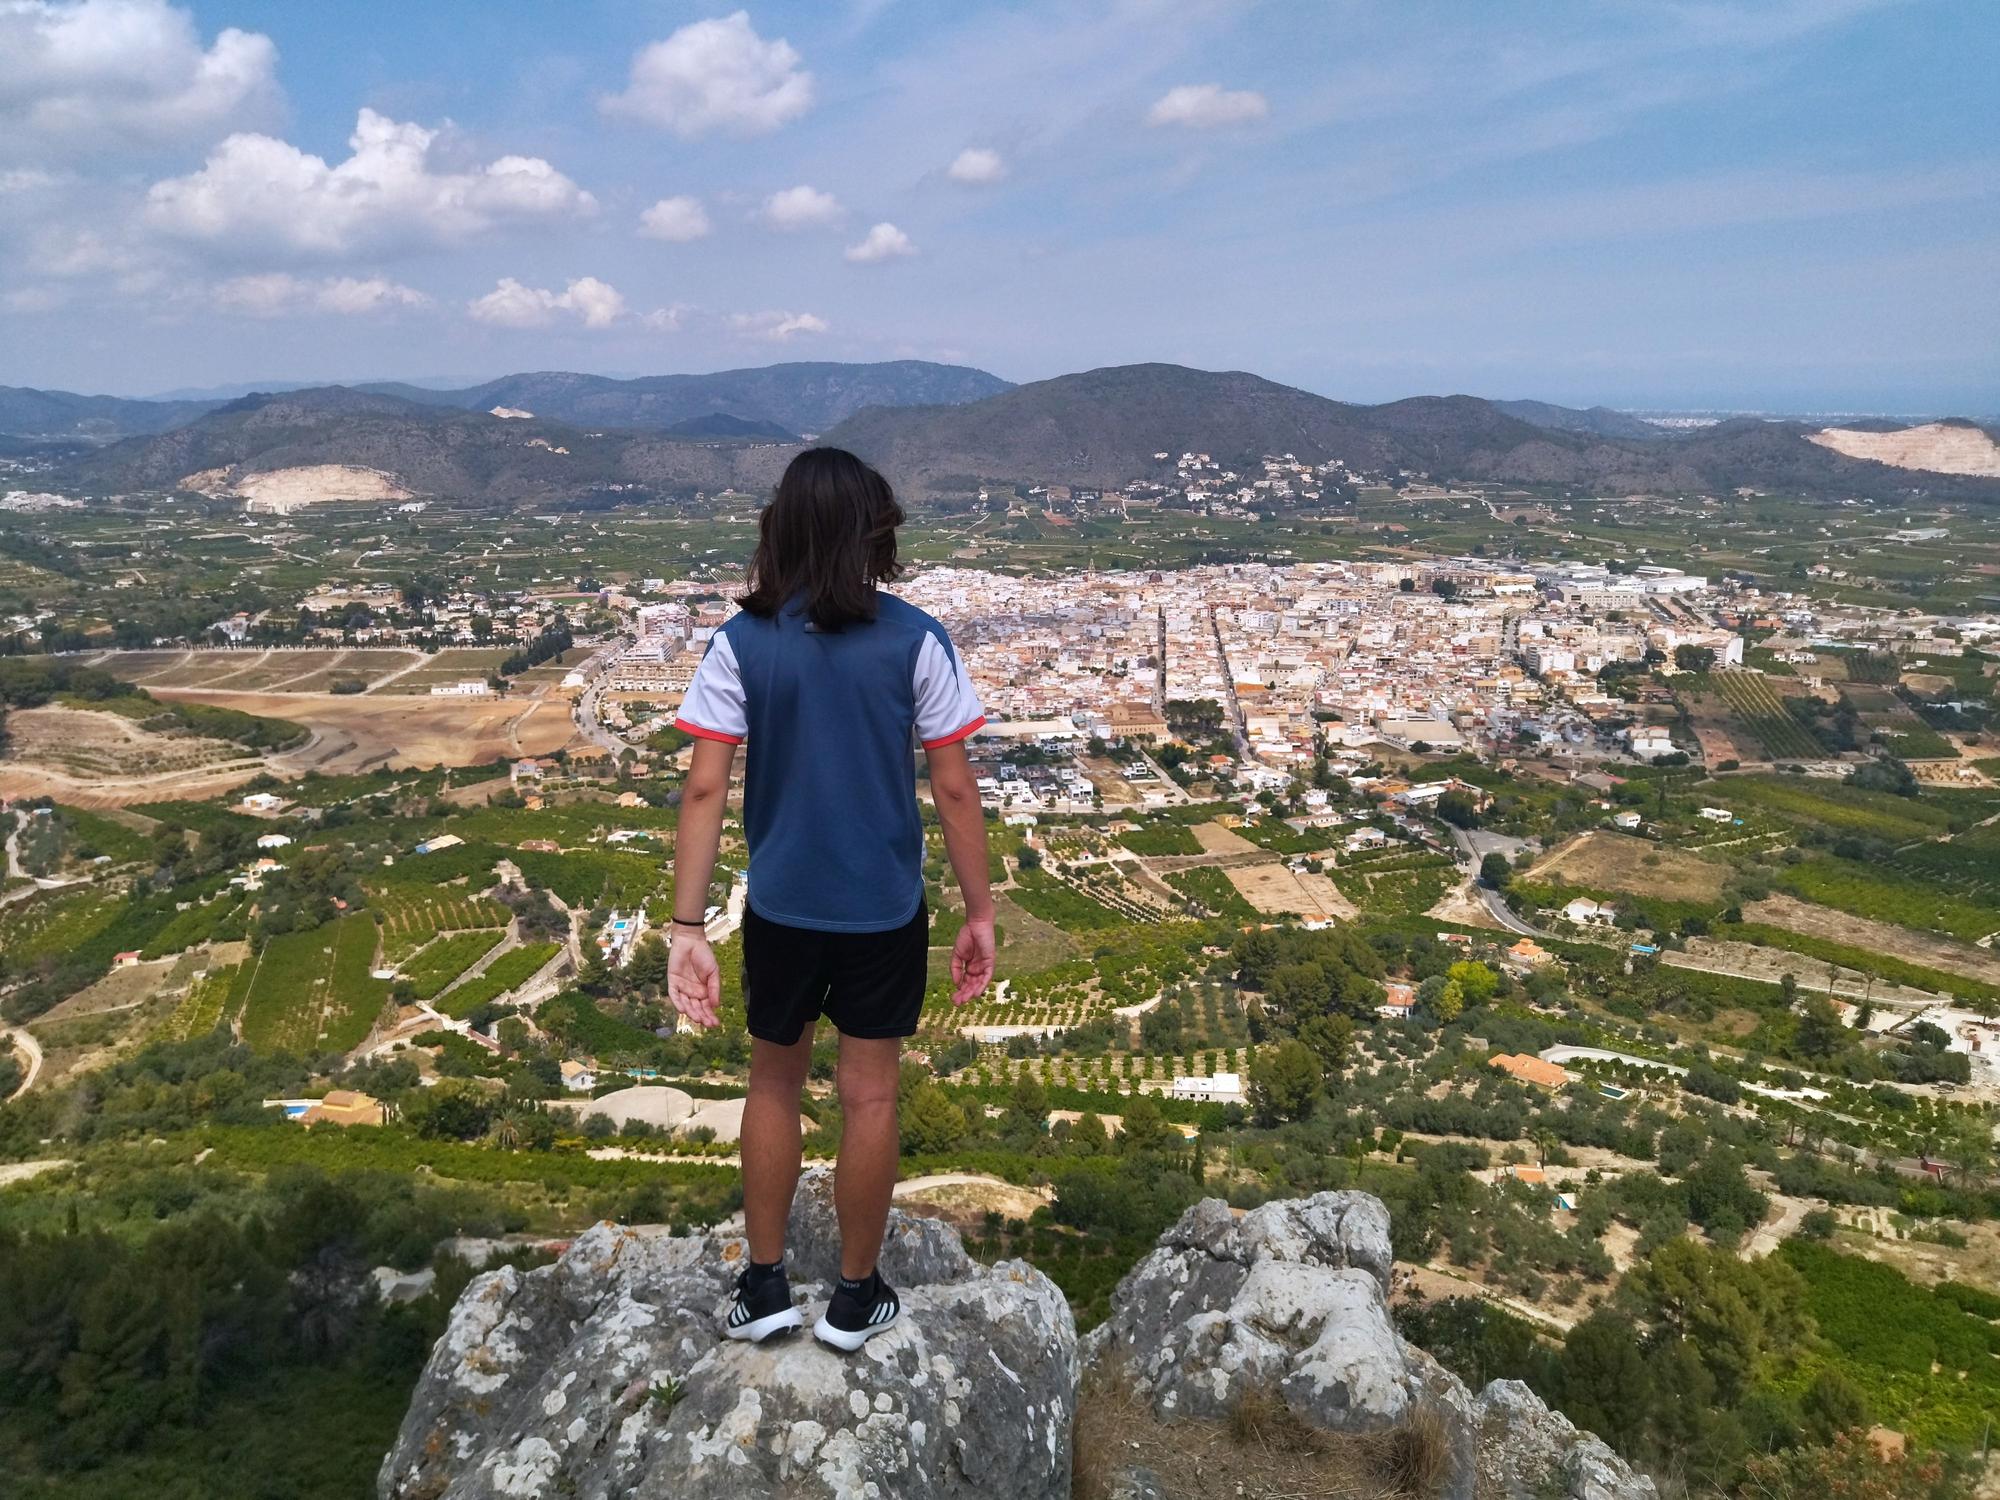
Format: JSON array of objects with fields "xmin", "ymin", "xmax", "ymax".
[
  {"xmin": 674, "ymin": 632, "xmax": 747, "ymax": 744},
  {"xmin": 913, "ymin": 630, "xmax": 985, "ymax": 749}
]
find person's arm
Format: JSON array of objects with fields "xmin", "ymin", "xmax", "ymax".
[
  {"xmin": 926, "ymin": 739, "xmax": 995, "ymax": 1006},
  {"xmin": 667, "ymin": 736, "xmax": 735, "ymax": 1028}
]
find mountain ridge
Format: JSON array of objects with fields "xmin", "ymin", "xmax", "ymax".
[
  {"xmin": 821, "ymin": 363, "xmax": 2000, "ymax": 500},
  {"xmin": 38, "ymin": 363, "xmax": 2000, "ymax": 504},
  {"xmin": 352, "ymin": 359, "xmax": 1014, "ymax": 435}
]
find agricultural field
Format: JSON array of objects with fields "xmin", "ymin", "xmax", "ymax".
[
  {"xmin": 1328, "ymin": 850, "xmax": 1457, "ymax": 916},
  {"xmin": 1162, "ymin": 867, "xmax": 1260, "ymax": 919},
  {"xmin": 140, "ymin": 891, "xmax": 249, "ymax": 959},
  {"xmin": 370, "ymin": 886, "xmax": 509, "ymax": 962},
  {"xmin": 433, "ymin": 941, "xmax": 565, "ymax": 1019},
  {"xmin": 508, "ymin": 846, "xmax": 665, "ymax": 909},
  {"xmin": 1711, "ymin": 774, "xmax": 1958, "ymax": 841},
  {"xmin": 0, "ymin": 704, "xmax": 251, "ymax": 780},
  {"xmin": 1529, "ymin": 832, "xmax": 1728, "ymax": 903},
  {"xmin": 1776, "ymin": 1240, "xmax": 2000, "ymax": 1447},
  {"xmin": 1681, "ymin": 671, "xmax": 1823, "ymax": 760},
  {"xmin": 237, "ymin": 914, "xmax": 388, "ymax": 1054},
  {"xmin": 1776, "ymin": 857, "xmax": 2000, "ymax": 945},
  {"xmin": 1009, "ymin": 867, "xmax": 1133, "ymax": 931},
  {"xmin": 1114, "ymin": 824, "xmax": 1203, "ymax": 857},
  {"xmin": 398, "ymin": 930, "xmax": 506, "ymax": 1001},
  {"xmin": 0, "ymin": 884, "xmax": 122, "ymax": 966},
  {"xmin": 154, "ymin": 966, "xmax": 242, "ymax": 1042}
]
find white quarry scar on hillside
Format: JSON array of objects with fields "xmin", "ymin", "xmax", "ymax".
[
  {"xmin": 177, "ymin": 464, "xmax": 418, "ymax": 513},
  {"xmin": 1806, "ymin": 422, "xmax": 2000, "ymax": 477}
]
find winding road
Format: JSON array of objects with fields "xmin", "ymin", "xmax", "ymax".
[{"xmin": 2, "ymin": 1026, "xmax": 44, "ymax": 1100}]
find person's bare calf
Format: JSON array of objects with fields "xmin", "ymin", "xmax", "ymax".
[
  {"xmin": 741, "ymin": 1031, "xmax": 814, "ymax": 1263},
  {"xmin": 833, "ymin": 1033, "xmax": 902, "ymax": 1280}
]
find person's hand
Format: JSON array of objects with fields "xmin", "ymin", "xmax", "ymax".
[
  {"xmin": 950, "ymin": 915, "xmax": 996, "ymax": 1006},
  {"xmin": 668, "ymin": 930, "xmax": 720, "ymax": 1028}
]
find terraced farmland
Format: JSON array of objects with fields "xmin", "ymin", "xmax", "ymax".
[
  {"xmin": 434, "ymin": 940, "xmax": 565, "ymax": 1019},
  {"xmin": 399, "ymin": 929, "xmax": 506, "ymax": 1000},
  {"xmin": 372, "ymin": 887, "xmax": 509, "ymax": 962},
  {"xmin": 239, "ymin": 914, "xmax": 387, "ymax": 1054},
  {"xmin": 154, "ymin": 966, "xmax": 241, "ymax": 1042}
]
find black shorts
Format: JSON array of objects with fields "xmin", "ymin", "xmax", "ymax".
[{"xmin": 741, "ymin": 900, "xmax": 929, "ymax": 1045}]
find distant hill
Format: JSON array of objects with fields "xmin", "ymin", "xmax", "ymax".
[
  {"xmin": 824, "ymin": 364, "xmax": 2000, "ymax": 501},
  {"xmin": 42, "ymin": 364, "xmax": 2000, "ymax": 506},
  {"xmin": 356, "ymin": 360, "xmax": 1013, "ymax": 436},
  {"xmin": 660, "ymin": 412, "xmax": 801, "ymax": 442},
  {"xmin": 820, "ymin": 365, "xmax": 1611, "ymax": 492},
  {"xmin": 62, "ymin": 387, "xmax": 794, "ymax": 502},
  {"xmin": 1492, "ymin": 400, "xmax": 1664, "ymax": 442},
  {"xmin": 0, "ymin": 385, "xmax": 222, "ymax": 444},
  {"xmin": 0, "ymin": 361, "xmax": 1006, "ymax": 449}
]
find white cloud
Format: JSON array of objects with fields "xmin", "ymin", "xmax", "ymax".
[
  {"xmin": 845, "ymin": 222, "xmax": 916, "ymax": 264},
  {"xmin": 1146, "ymin": 83, "xmax": 1269, "ymax": 129},
  {"xmin": 641, "ymin": 304, "xmax": 689, "ymax": 333},
  {"xmin": 145, "ymin": 108, "xmax": 596, "ymax": 258},
  {"xmin": 602, "ymin": 11, "xmax": 812, "ymax": 139},
  {"xmin": 760, "ymin": 184, "xmax": 842, "ymax": 230},
  {"xmin": 1, "ymin": 286, "xmax": 68, "ymax": 313},
  {"xmin": 0, "ymin": 0, "xmax": 280, "ymax": 156},
  {"xmin": 29, "ymin": 226, "xmax": 144, "ymax": 279},
  {"xmin": 946, "ymin": 147, "xmax": 1006, "ymax": 185},
  {"xmin": 214, "ymin": 273, "xmax": 429, "ymax": 318},
  {"xmin": 637, "ymin": 195, "xmax": 711, "ymax": 242},
  {"xmin": 468, "ymin": 276, "xmax": 626, "ymax": 330},
  {"xmin": 0, "ymin": 168, "xmax": 62, "ymax": 193},
  {"xmin": 728, "ymin": 308, "xmax": 828, "ymax": 341}
]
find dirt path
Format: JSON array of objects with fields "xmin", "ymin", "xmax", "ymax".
[
  {"xmin": 1743, "ymin": 1192, "xmax": 1814, "ymax": 1258},
  {"xmin": 0, "ymin": 1159, "xmax": 68, "ymax": 1186},
  {"xmin": 202, "ymin": 647, "xmax": 277, "ymax": 687},
  {"xmin": 2, "ymin": 1026, "xmax": 45, "ymax": 1098},
  {"xmin": 1428, "ymin": 875, "xmax": 1507, "ymax": 930},
  {"xmin": 1396, "ymin": 1262, "xmax": 1582, "ymax": 1332},
  {"xmin": 361, "ymin": 650, "xmax": 443, "ymax": 693},
  {"xmin": 258, "ymin": 649, "xmax": 352, "ymax": 692}
]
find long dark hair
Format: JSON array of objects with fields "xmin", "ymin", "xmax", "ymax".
[{"xmin": 738, "ymin": 447, "xmax": 905, "ymax": 630}]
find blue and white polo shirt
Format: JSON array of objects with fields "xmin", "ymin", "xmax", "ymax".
[{"xmin": 674, "ymin": 592, "xmax": 985, "ymax": 933}]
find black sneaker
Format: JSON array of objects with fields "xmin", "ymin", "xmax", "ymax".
[
  {"xmin": 723, "ymin": 1265, "xmax": 802, "ymax": 1343},
  {"xmin": 813, "ymin": 1271, "xmax": 900, "ymax": 1352}
]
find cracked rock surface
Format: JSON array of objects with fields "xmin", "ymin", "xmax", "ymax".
[
  {"xmin": 378, "ymin": 1166, "xmax": 1077, "ymax": 1500},
  {"xmin": 1082, "ymin": 1192, "xmax": 1656, "ymax": 1500}
]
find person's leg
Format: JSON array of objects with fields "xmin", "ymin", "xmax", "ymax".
[
  {"xmin": 833, "ymin": 1033, "xmax": 903, "ymax": 1280},
  {"xmin": 741, "ymin": 1030, "xmax": 815, "ymax": 1263}
]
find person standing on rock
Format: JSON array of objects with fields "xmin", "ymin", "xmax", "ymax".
[{"xmin": 667, "ymin": 446, "xmax": 997, "ymax": 1352}]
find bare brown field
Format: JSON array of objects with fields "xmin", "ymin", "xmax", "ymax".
[
  {"xmin": 1191, "ymin": 821, "xmax": 1258, "ymax": 855},
  {"xmin": 85, "ymin": 649, "xmax": 188, "ymax": 682},
  {"xmin": 1529, "ymin": 831, "xmax": 1727, "ymax": 902},
  {"xmin": 1743, "ymin": 892, "xmax": 2000, "ymax": 986},
  {"xmin": 148, "ymin": 686, "xmax": 577, "ymax": 772},
  {"xmin": 1225, "ymin": 861, "xmax": 1354, "ymax": 921},
  {"xmin": 1, "ymin": 705, "xmax": 249, "ymax": 779}
]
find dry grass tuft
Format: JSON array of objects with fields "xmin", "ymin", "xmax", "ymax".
[{"xmin": 1074, "ymin": 1360, "xmax": 1457, "ymax": 1500}]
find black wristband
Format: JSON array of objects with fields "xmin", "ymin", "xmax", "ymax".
[{"xmin": 671, "ymin": 916, "xmax": 706, "ymax": 929}]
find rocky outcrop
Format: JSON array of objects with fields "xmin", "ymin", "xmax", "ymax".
[
  {"xmin": 384, "ymin": 1181, "xmax": 1654, "ymax": 1500},
  {"xmin": 1081, "ymin": 1193, "xmax": 1656, "ymax": 1500},
  {"xmin": 378, "ymin": 1166, "xmax": 1077, "ymax": 1500}
]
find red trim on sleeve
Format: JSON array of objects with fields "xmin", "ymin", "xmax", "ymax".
[
  {"xmin": 674, "ymin": 719, "xmax": 744, "ymax": 745},
  {"xmin": 921, "ymin": 715, "xmax": 986, "ymax": 750}
]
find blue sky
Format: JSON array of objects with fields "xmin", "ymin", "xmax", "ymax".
[{"xmin": 1, "ymin": 0, "xmax": 1994, "ymax": 410}]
